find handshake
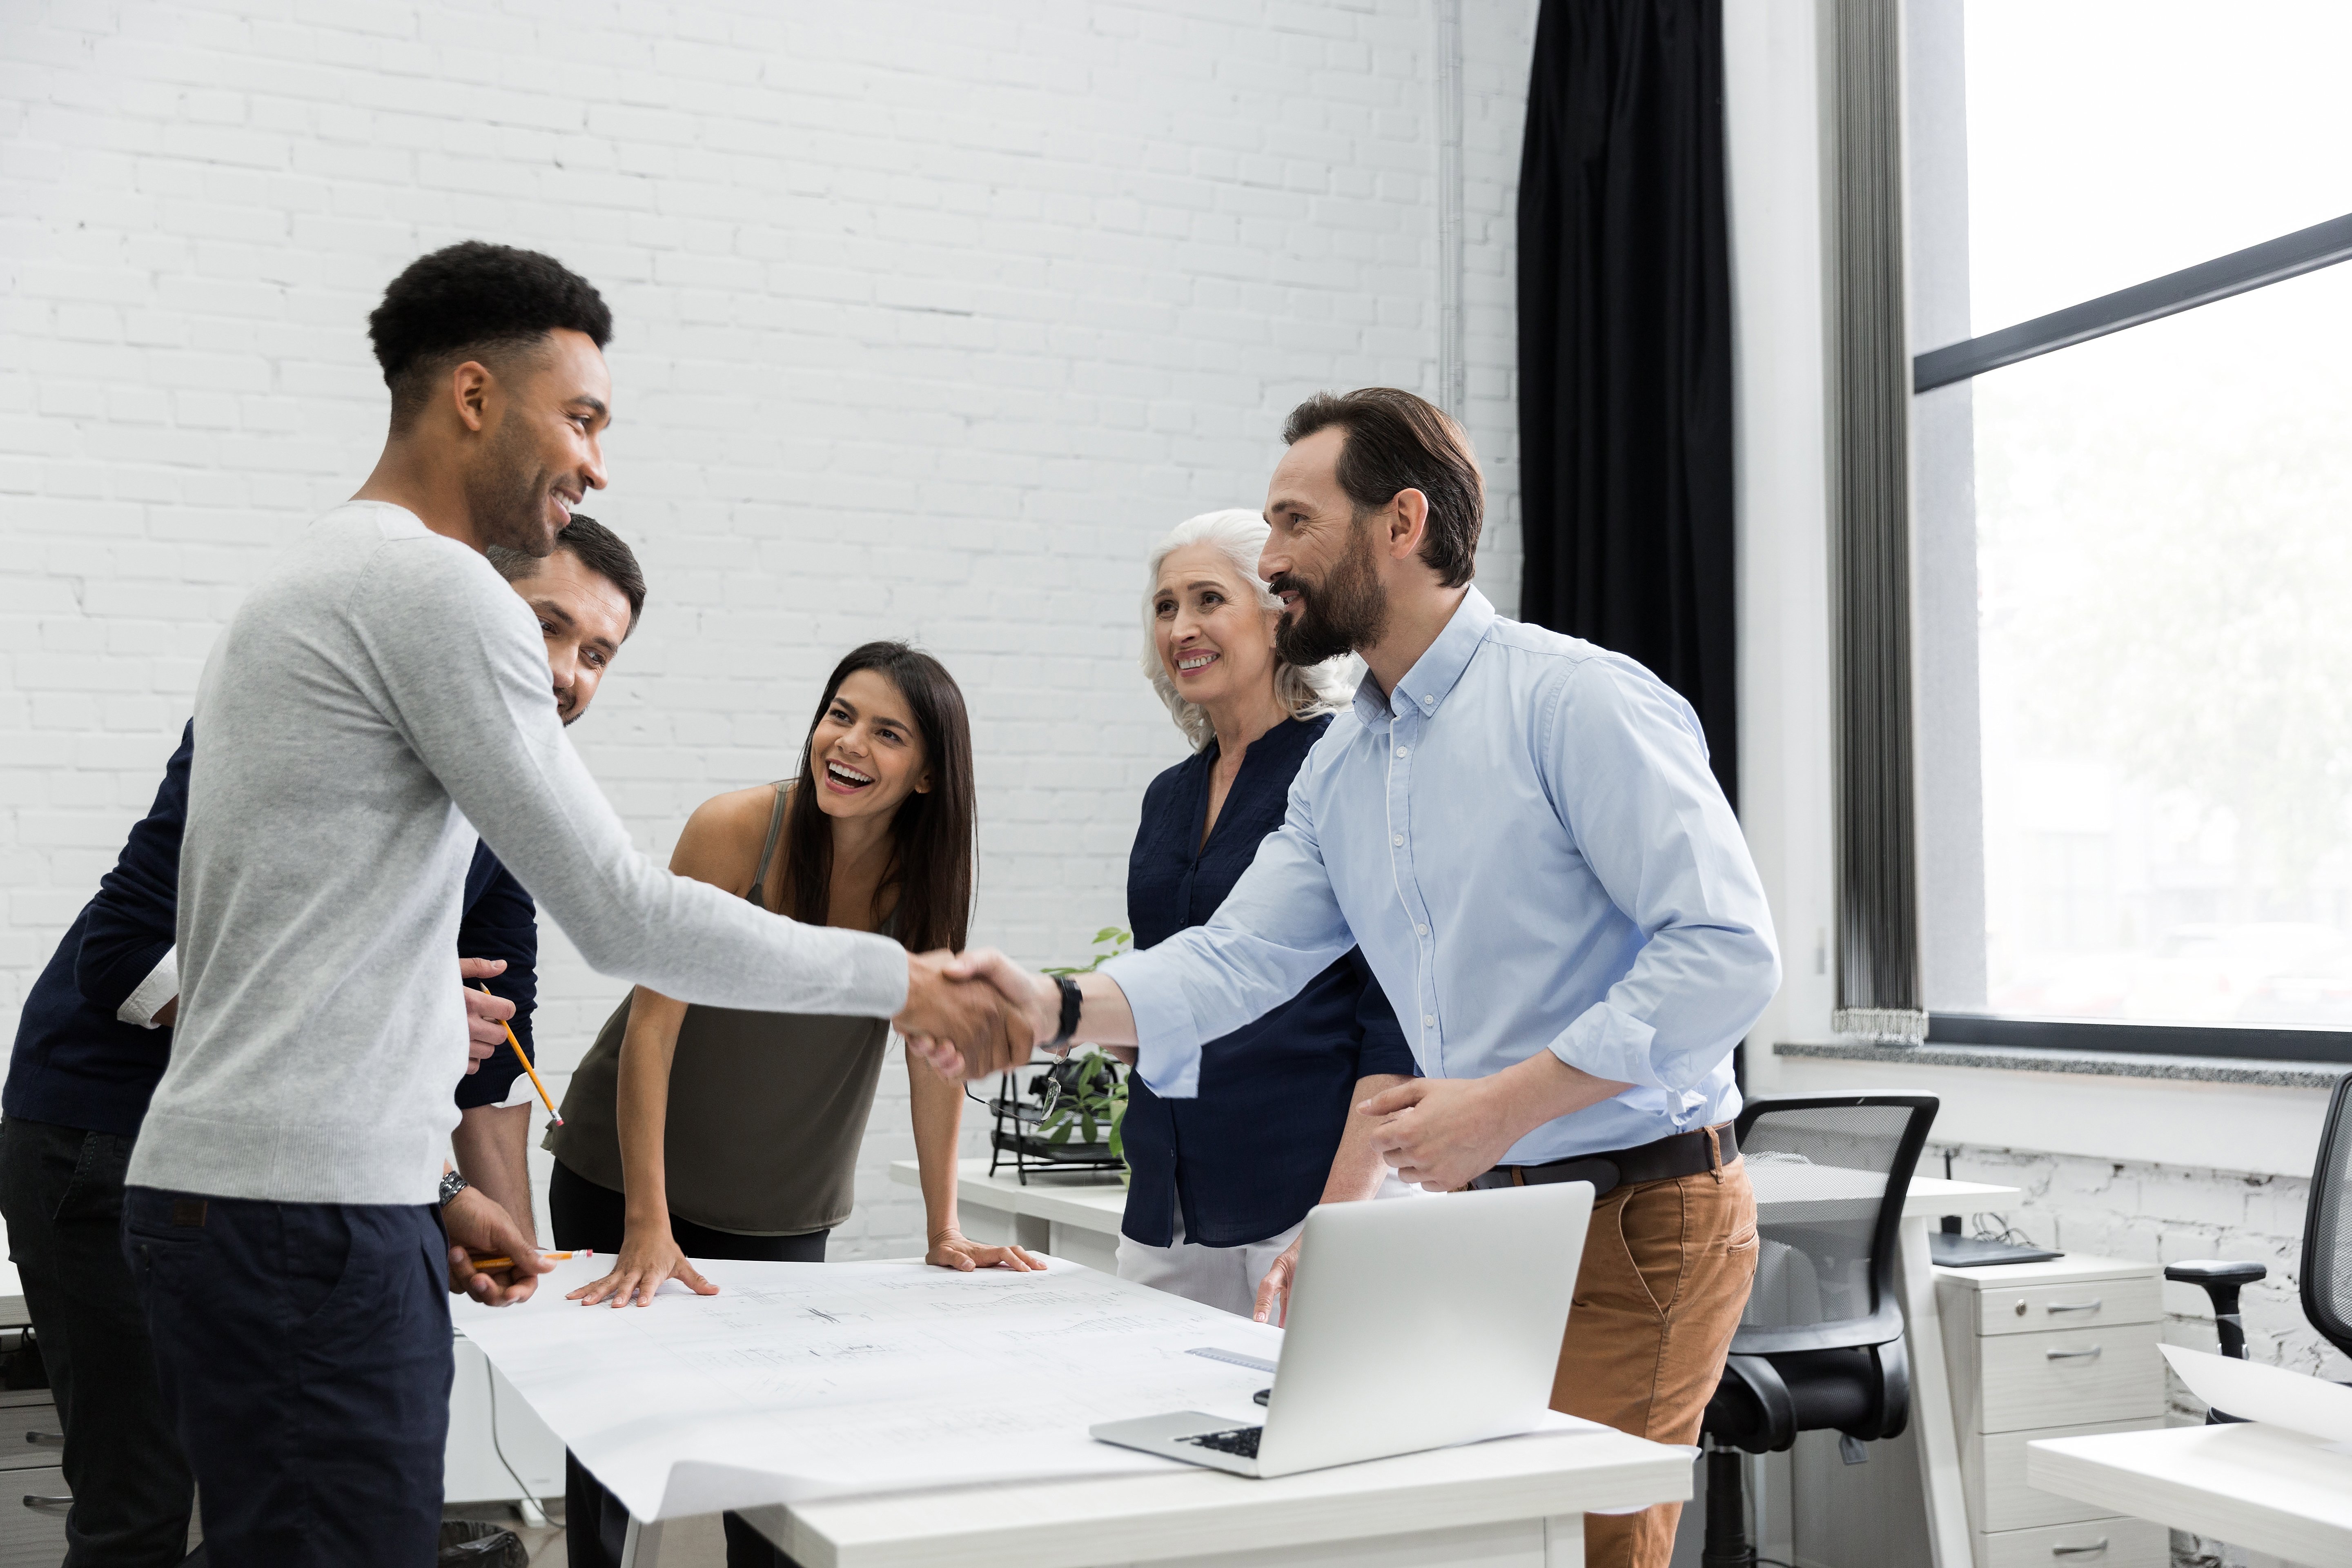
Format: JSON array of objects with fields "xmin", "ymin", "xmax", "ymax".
[{"xmin": 893, "ymin": 949, "xmax": 1108, "ymax": 1082}]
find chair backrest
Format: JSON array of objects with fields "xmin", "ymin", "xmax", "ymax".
[
  {"xmin": 2303, "ymin": 1072, "xmax": 2352, "ymax": 1361},
  {"xmin": 1732, "ymin": 1094, "xmax": 1938, "ymax": 1356}
]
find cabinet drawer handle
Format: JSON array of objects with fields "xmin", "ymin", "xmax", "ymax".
[
  {"xmin": 2050, "ymin": 1540, "xmax": 2108, "ymax": 1557},
  {"xmin": 2046, "ymin": 1346, "xmax": 2102, "ymax": 1361},
  {"xmin": 21, "ymin": 1495, "xmax": 69, "ymax": 1514},
  {"xmin": 24, "ymin": 1430, "xmax": 59, "ymax": 1446},
  {"xmin": 2045, "ymin": 1299, "xmax": 2102, "ymax": 1313}
]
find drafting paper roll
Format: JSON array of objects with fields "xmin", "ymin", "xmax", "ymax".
[{"xmin": 2160, "ymin": 1344, "xmax": 2352, "ymax": 1443}]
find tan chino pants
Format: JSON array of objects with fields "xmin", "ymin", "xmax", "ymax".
[{"xmin": 1549, "ymin": 1135, "xmax": 1758, "ymax": 1568}]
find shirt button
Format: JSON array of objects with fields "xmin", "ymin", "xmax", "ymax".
[
  {"xmin": 1417, "ymin": 923, "xmax": 1429, "ymax": 936},
  {"xmin": 1392, "ymin": 834, "xmax": 1404, "ymax": 847},
  {"xmin": 1395, "ymin": 746, "xmax": 1409, "ymax": 757},
  {"xmin": 1421, "ymin": 695, "xmax": 1434, "ymax": 706},
  {"xmin": 1423, "ymin": 1014, "xmax": 1436, "ymax": 1026}
]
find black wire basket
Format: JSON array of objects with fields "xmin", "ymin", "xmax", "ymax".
[{"xmin": 987, "ymin": 1055, "xmax": 1126, "ymax": 1185}]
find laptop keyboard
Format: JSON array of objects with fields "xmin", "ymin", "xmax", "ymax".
[{"xmin": 1180, "ymin": 1425, "xmax": 1263, "ymax": 1459}]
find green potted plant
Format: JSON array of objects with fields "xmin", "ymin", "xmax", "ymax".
[{"xmin": 986, "ymin": 929, "xmax": 1133, "ymax": 1185}]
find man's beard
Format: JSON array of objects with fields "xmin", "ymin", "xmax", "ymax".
[
  {"xmin": 1273, "ymin": 514, "xmax": 1389, "ymax": 665},
  {"xmin": 464, "ymin": 415, "xmax": 560, "ymax": 557}
]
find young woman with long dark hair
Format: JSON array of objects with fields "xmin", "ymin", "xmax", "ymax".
[{"xmin": 546, "ymin": 640, "xmax": 1036, "ymax": 1568}]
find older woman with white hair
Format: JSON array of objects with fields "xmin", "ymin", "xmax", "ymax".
[{"xmin": 1115, "ymin": 508, "xmax": 1417, "ymax": 1321}]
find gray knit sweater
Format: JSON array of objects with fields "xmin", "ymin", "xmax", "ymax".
[{"xmin": 127, "ymin": 503, "xmax": 908, "ymax": 1205}]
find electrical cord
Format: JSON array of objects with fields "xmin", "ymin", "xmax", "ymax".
[
  {"xmin": 1970, "ymin": 1211, "xmax": 2041, "ymax": 1248},
  {"xmin": 483, "ymin": 1353, "xmax": 546, "ymax": 1525}
]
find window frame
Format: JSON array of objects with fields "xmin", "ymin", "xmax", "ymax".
[{"xmin": 1906, "ymin": 65, "xmax": 2352, "ymax": 1063}]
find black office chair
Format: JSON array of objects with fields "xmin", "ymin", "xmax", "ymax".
[
  {"xmin": 1699, "ymin": 1094, "xmax": 1939, "ymax": 1568},
  {"xmin": 2165, "ymin": 1070, "xmax": 2352, "ymax": 1417}
]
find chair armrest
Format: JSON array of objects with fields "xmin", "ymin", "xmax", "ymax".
[{"xmin": 2165, "ymin": 1259, "xmax": 2265, "ymax": 1358}]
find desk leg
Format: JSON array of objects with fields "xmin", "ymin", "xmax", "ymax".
[
  {"xmin": 1897, "ymin": 1217, "xmax": 1971, "ymax": 1568},
  {"xmin": 618, "ymin": 1516, "xmax": 663, "ymax": 1568},
  {"xmin": 1543, "ymin": 1513, "xmax": 1584, "ymax": 1567}
]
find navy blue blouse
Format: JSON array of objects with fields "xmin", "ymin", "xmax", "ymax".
[
  {"xmin": 1121, "ymin": 714, "xmax": 1415, "ymax": 1248},
  {"xmin": 4, "ymin": 720, "xmax": 540, "ymax": 1137}
]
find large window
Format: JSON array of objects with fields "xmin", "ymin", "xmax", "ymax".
[{"xmin": 1910, "ymin": 0, "xmax": 2352, "ymax": 1057}]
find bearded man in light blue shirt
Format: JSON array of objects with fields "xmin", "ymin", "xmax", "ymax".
[{"xmin": 924, "ymin": 387, "xmax": 1778, "ymax": 1568}]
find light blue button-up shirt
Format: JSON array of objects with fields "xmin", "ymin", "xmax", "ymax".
[{"xmin": 1103, "ymin": 587, "xmax": 1780, "ymax": 1165}]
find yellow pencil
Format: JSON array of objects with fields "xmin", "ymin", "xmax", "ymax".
[
  {"xmin": 478, "ymin": 982, "xmax": 564, "ymax": 1127},
  {"xmin": 468, "ymin": 1251, "xmax": 589, "ymax": 1271}
]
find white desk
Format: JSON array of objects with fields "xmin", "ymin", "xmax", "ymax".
[
  {"xmin": 902, "ymin": 1158, "xmax": 2017, "ymax": 1568},
  {"xmin": 2026, "ymin": 1422, "xmax": 2352, "ymax": 1567},
  {"xmin": 704, "ymin": 1425, "xmax": 1694, "ymax": 1568}
]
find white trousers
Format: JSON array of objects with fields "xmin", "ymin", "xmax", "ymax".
[
  {"xmin": 1114, "ymin": 1177, "xmax": 1425, "ymax": 1319},
  {"xmin": 1114, "ymin": 1212, "xmax": 1304, "ymax": 1319}
]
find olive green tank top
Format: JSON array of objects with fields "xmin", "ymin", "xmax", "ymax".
[{"xmin": 546, "ymin": 785, "xmax": 891, "ymax": 1236}]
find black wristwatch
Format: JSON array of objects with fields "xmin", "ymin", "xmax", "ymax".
[
  {"xmin": 438, "ymin": 1169, "xmax": 469, "ymax": 1209},
  {"xmin": 1047, "ymin": 974, "xmax": 1082, "ymax": 1052}
]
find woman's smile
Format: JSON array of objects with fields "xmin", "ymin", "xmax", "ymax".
[
  {"xmin": 1175, "ymin": 648, "xmax": 1221, "ymax": 679},
  {"xmin": 822, "ymin": 757, "xmax": 876, "ymax": 795}
]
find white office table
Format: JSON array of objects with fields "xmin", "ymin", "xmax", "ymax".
[
  {"xmin": 899, "ymin": 1158, "xmax": 2017, "ymax": 1568},
  {"xmin": 694, "ymin": 1424, "xmax": 1694, "ymax": 1568},
  {"xmin": 2026, "ymin": 1422, "xmax": 2352, "ymax": 1567}
]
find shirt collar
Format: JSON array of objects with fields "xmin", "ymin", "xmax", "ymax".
[{"xmin": 1350, "ymin": 586, "xmax": 1497, "ymax": 725}]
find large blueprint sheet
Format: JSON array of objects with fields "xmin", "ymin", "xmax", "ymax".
[{"xmin": 452, "ymin": 1256, "xmax": 1284, "ymax": 1521}]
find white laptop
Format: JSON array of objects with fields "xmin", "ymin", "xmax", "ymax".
[{"xmin": 1091, "ymin": 1181, "xmax": 1592, "ymax": 1478}]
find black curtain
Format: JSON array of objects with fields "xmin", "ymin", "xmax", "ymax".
[{"xmin": 1517, "ymin": 0, "xmax": 1737, "ymax": 809}]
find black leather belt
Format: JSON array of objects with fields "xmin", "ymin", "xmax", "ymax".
[{"xmin": 1466, "ymin": 1122, "xmax": 1737, "ymax": 1199}]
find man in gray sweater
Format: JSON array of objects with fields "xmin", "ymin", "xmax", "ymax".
[{"xmin": 121, "ymin": 242, "xmax": 1015, "ymax": 1567}]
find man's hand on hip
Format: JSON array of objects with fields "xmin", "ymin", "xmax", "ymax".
[
  {"xmin": 1360, "ymin": 1078, "xmax": 1518, "ymax": 1190},
  {"xmin": 458, "ymin": 956, "xmax": 514, "ymax": 1074},
  {"xmin": 1363, "ymin": 1053, "xmax": 1634, "ymax": 1189}
]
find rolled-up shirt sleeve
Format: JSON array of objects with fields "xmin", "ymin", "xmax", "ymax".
[
  {"xmin": 1348, "ymin": 949, "xmax": 1417, "ymax": 1079},
  {"xmin": 1538, "ymin": 662, "xmax": 1781, "ymax": 1095},
  {"xmin": 118, "ymin": 950, "xmax": 180, "ymax": 1029},
  {"xmin": 1102, "ymin": 777, "xmax": 1357, "ymax": 1099}
]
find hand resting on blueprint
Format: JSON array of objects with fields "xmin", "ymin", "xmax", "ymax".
[
  {"xmin": 924, "ymin": 1227, "xmax": 1043, "ymax": 1274},
  {"xmin": 443, "ymin": 1184, "xmax": 554, "ymax": 1307},
  {"xmin": 565, "ymin": 1218, "xmax": 1045, "ymax": 1310}
]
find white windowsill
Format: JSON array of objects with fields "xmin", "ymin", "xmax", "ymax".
[{"xmin": 1765, "ymin": 1041, "xmax": 2340, "ymax": 1178}]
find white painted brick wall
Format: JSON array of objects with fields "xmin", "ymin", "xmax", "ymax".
[
  {"xmin": 1933, "ymin": 1141, "xmax": 2349, "ymax": 1568},
  {"xmin": 1935, "ymin": 1141, "xmax": 2352, "ymax": 1391},
  {"xmin": 0, "ymin": 0, "xmax": 1536, "ymax": 1258}
]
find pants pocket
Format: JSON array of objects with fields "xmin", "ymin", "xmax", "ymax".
[
  {"xmin": 1614, "ymin": 1178, "xmax": 1693, "ymax": 1316},
  {"xmin": 53, "ymin": 1132, "xmax": 130, "ymax": 1227},
  {"xmin": 285, "ymin": 1207, "xmax": 370, "ymax": 1339}
]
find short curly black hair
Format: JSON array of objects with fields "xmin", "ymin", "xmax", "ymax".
[{"xmin": 368, "ymin": 241, "xmax": 612, "ymax": 430}]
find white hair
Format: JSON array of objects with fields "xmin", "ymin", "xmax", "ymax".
[{"xmin": 1141, "ymin": 509, "xmax": 1358, "ymax": 752}]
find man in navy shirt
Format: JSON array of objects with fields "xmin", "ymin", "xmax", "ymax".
[{"xmin": 0, "ymin": 514, "xmax": 643, "ymax": 1568}]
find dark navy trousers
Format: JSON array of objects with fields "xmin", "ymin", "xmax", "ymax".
[
  {"xmin": 122, "ymin": 1188, "xmax": 452, "ymax": 1567},
  {"xmin": 0, "ymin": 1118, "xmax": 197, "ymax": 1567}
]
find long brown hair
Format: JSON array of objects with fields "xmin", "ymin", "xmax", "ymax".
[{"xmin": 780, "ymin": 641, "xmax": 975, "ymax": 953}]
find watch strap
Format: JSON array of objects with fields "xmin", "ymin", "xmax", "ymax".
[{"xmin": 1048, "ymin": 974, "xmax": 1082, "ymax": 1051}]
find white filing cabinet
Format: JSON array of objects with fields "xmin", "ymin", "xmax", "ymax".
[{"xmin": 1936, "ymin": 1256, "xmax": 2169, "ymax": 1568}]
